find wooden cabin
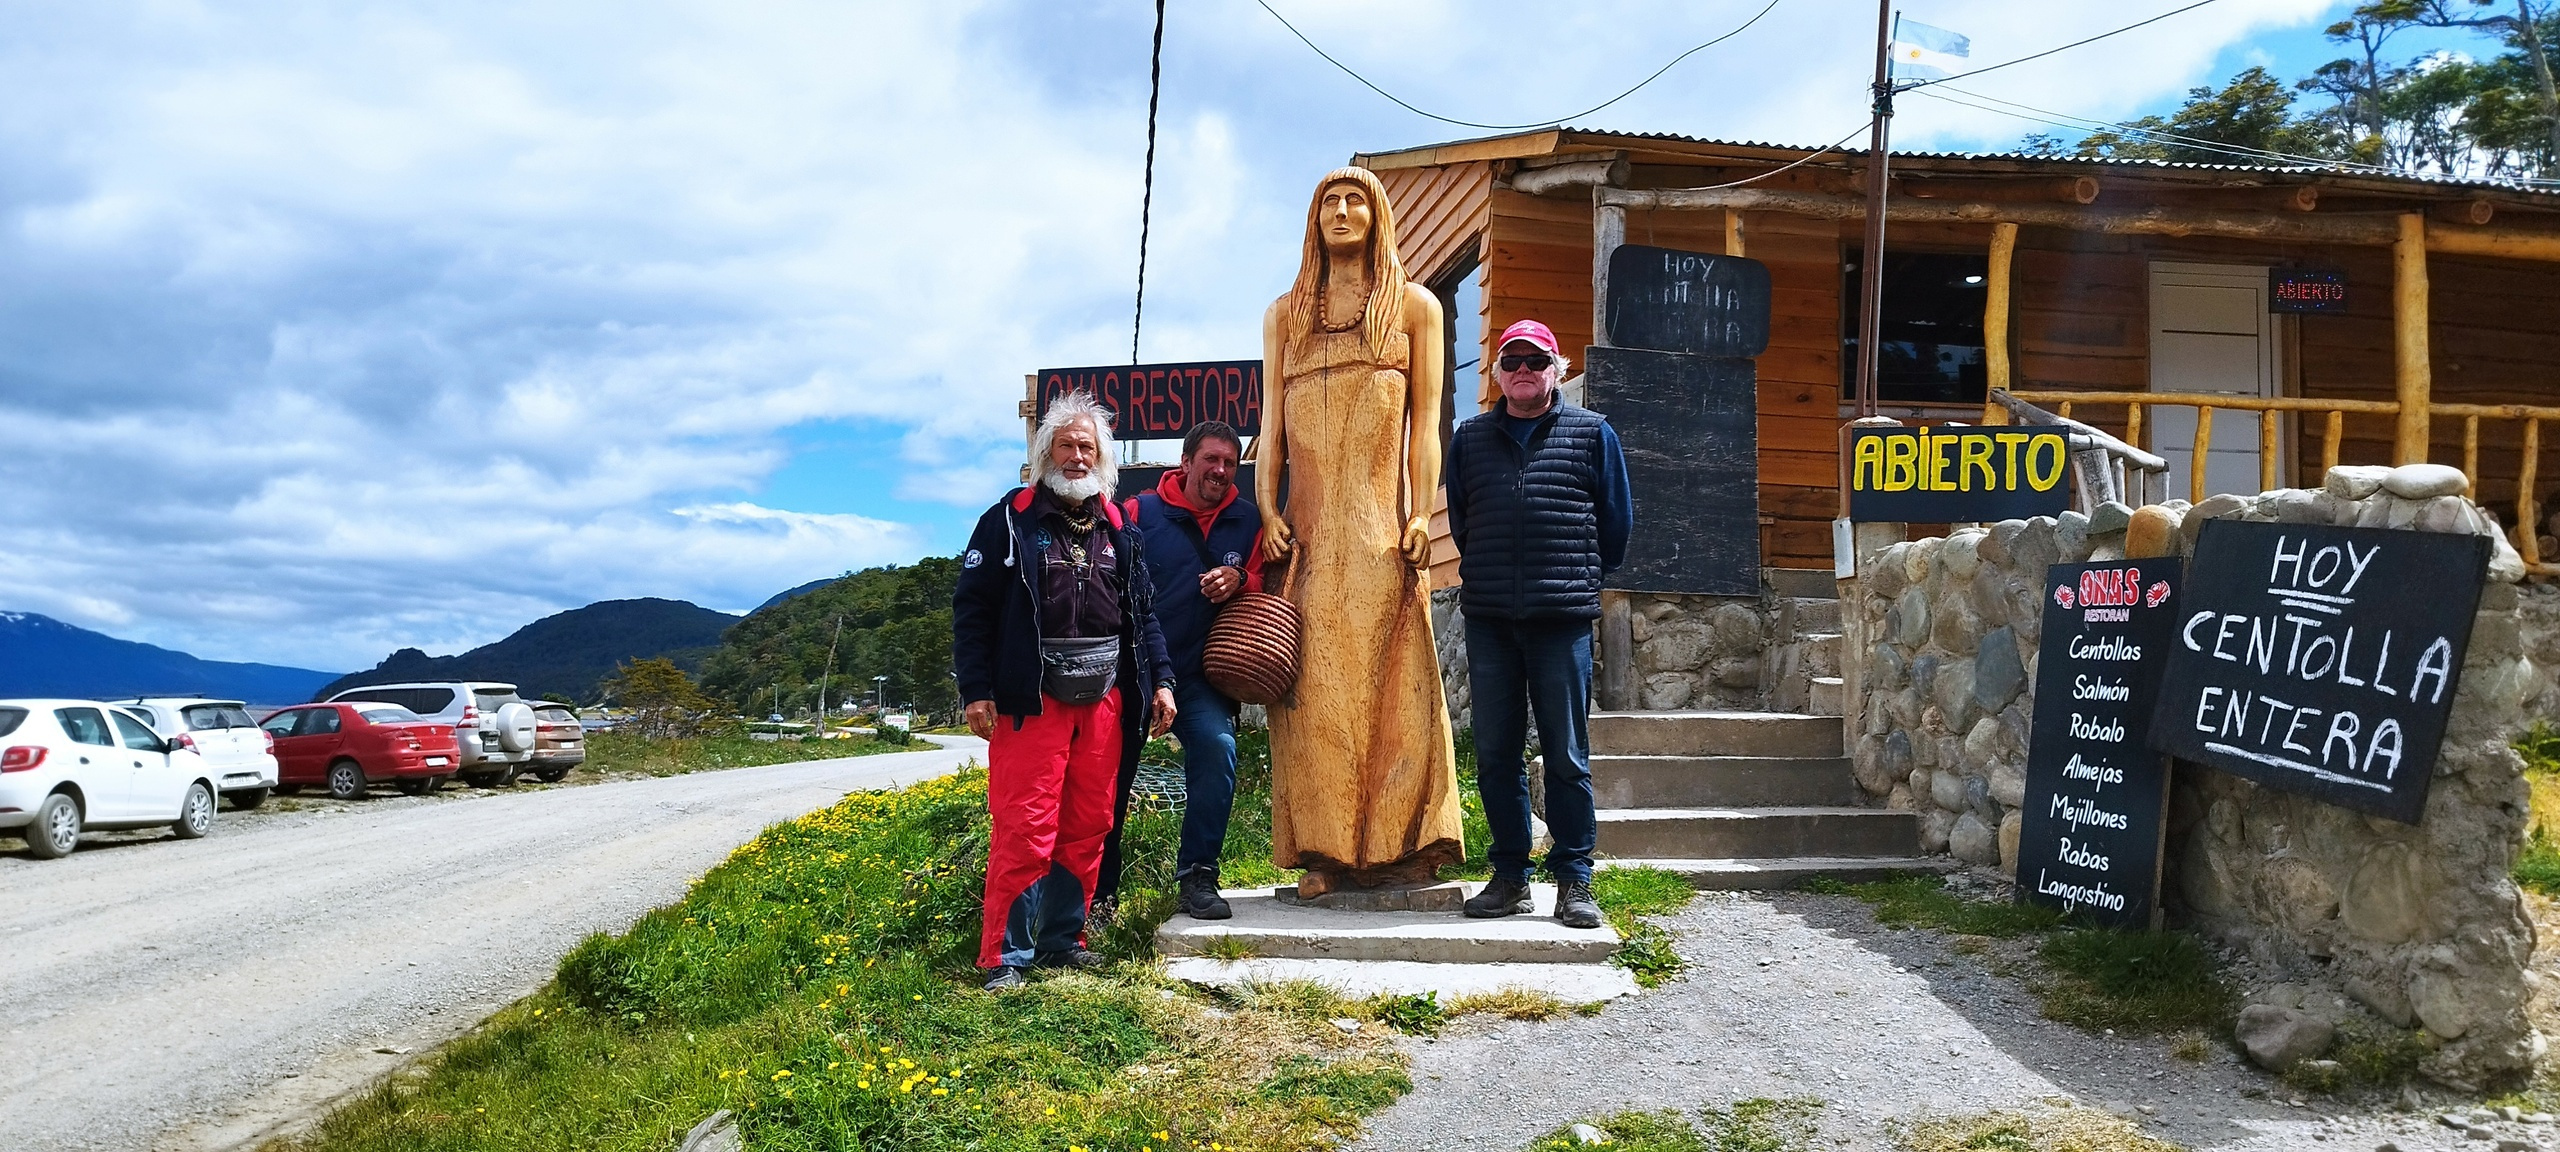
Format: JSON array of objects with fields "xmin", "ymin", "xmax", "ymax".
[{"xmin": 1369, "ymin": 129, "xmax": 2560, "ymax": 581}]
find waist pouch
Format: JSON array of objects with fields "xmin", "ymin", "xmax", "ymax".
[{"xmin": 1039, "ymin": 636, "xmax": 1121, "ymax": 705}]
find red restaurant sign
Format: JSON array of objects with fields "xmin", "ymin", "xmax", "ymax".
[{"xmin": 1036, "ymin": 360, "xmax": 1263, "ymax": 437}]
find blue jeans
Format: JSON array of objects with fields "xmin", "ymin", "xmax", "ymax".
[
  {"xmin": 1466, "ymin": 616, "xmax": 1598, "ymax": 886},
  {"xmin": 1170, "ymin": 676, "xmax": 1239, "ymax": 878}
]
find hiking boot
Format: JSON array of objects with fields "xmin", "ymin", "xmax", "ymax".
[
  {"xmin": 1555, "ymin": 877, "xmax": 1603, "ymax": 929},
  {"xmin": 1036, "ymin": 947, "xmax": 1109, "ymax": 971},
  {"xmin": 982, "ymin": 966, "xmax": 1030, "ymax": 991},
  {"xmin": 1463, "ymin": 877, "xmax": 1534, "ymax": 919},
  {"xmin": 1178, "ymin": 870, "xmax": 1233, "ymax": 920}
]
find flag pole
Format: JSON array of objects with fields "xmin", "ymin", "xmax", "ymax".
[{"xmin": 1853, "ymin": 2, "xmax": 1896, "ymax": 420}]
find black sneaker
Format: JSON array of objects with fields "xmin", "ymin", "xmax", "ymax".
[
  {"xmin": 1179, "ymin": 870, "xmax": 1233, "ymax": 920},
  {"xmin": 1464, "ymin": 877, "xmax": 1534, "ymax": 918},
  {"xmin": 1555, "ymin": 878, "xmax": 1603, "ymax": 929},
  {"xmin": 982, "ymin": 966, "xmax": 1029, "ymax": 991},
  {"xmin": 1035, "ymin": 948, "xmax": 1109, "ymax": 971}
]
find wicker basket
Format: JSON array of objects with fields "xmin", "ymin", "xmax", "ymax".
[{"xmin": 1201, "ymin": 591, "xmax": 1302, "ymax": 705}]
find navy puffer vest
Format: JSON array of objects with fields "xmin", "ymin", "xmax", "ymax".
[{"xmin": 1453, "ymin": 403, "xmax": 1609, "ymax": 621}]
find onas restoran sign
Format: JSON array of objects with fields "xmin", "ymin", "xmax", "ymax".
[{"xmin": 1847, "ymin": 426, "xmax": 2072, "ymax": 522}]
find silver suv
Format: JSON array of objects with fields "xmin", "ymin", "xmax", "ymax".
[{"xmin": 324, "ymin": 681, "xmax": 538, "ymax": 787}]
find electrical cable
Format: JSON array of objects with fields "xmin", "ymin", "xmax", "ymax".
[
  {"xmin": 1132, "ymin": 0, "xmax": 1166, "ymax": 364},
  {"xmin": 1899, "ymin": 0, "xmax": 2225, "ymax": 91},
  {"xmin": 1682, "ymin": 119, "xmax": 1875, "ymax": 190},
  {"xmin": 1252, "ymin": 0, "xmax": 1783, "ymax": 131}
]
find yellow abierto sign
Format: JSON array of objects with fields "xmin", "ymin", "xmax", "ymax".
[{"xmin": 1847, "ymin": 425, "xmax": 2071, "ymax": 522}]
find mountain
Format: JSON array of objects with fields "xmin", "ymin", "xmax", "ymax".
[
  {"xmin": 319, "ymin": 597, "xmax": 741, "ymax": 705},
  {"xmin": 699, "ymin": 559, "xmax": 959, "ymax": 720},
  {"xmin": 0, "ymin": 612, "xmax": 340, "ymax": 705},
  {"xmin": 757, "ymin": 576, "xmax": 841, "ymax": 612}
]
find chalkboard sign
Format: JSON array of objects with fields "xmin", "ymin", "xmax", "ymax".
[
  {"xmin": 2269, "ymin": 266, "xmax": 2348, "ymax": 314},
  {"xmin": 2148, "ymin": 520, "xmax": 2489, "ymax": 824},
  {"xmin": 1583, "ymin": 345, "xmax": 1758, "ymax": 596},
  {"xmin": 1038, "ymin": 360, "xmax": 1262, "ymax": 437},
  {"xmin": 1847, "ymin": 425, "xmax": 2073, "ymax": 523},
  {"xmin": 1603, "ymin": 245, "xmax": 1771, "ymax": 358},
  {"xmin": 2017, "ymin": 560, "xmax": 2183, "ymax": 928}
]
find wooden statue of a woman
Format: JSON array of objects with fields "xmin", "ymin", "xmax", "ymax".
[{"xmin": 1256, "ymin": 166, "xmax": 1464, "ymax": 896}]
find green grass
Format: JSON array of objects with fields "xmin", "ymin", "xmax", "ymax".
[
  {"xmin": 577, "ymin": 730, "xmax": 916, "ymax": 778},
  {"xmin": 1893, "ymin": 1103, "xmax": 2182, "ymax": 1152},
  {"xmin": 1594, "ymin": 866, "xmax": 1698, "ymax": 988},
  {"xmin": 1804, "ymin": 874, "xmax": 2063, "ymax": 938},
  {"xmin": 277, "ymin": 768, "xmax": 1413, "ymax": 1152},
  {"xmin": 1529, "ymin": 1098, "xmax": 1824, "ymax": 1152},
  {"xmin": 2517, "ymin": 829, "xmax": 2560, "ymax": 896}
]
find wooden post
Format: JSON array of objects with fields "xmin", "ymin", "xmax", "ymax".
[
  {"xmin": 2127, "ymin": 403, "xmax": 2144, "ymax": 452},
  {"xmin": 2394, "ymin": 213, "xmax": 2432, "ymax": 464},
  {"xmin": 1722, "ymin": 208, "xmax": 1745, "ymax": 257},
  {"xmin": 1599, "ymin": 591, "xmax": 1634, "ymax": 711},
  {"xmin": 2464, "ymin": 416, "xmax": 2481, "ymax": 498},
  {"xmin": 1593, "ymin": 200, "xmax": 1626, "ymax": 350},
  {"xmin": 2323, "ymin": 410, "xmax": 2343, "ymax": 473},
  {"xmin": 2525, "ymin": 418, "xmax": 2543, "ymax": 568},
  {"xmin": 1985, "ymin": 222, "xmax": 2018, "ymax": 397},
  {"xmin": 2259, "ymin": 410, "xmax": 2279, "ymax": 493},
  {"xmin": 2193, "ymin": 406, "xmax": 2216, "ymax": 504}
]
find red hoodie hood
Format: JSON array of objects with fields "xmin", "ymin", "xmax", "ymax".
[{"xmin": 1155, "ymin": 468, "xmax": 1237, "ymax": 535}]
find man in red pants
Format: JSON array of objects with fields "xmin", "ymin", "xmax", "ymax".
[{"xmin": 953, "ymin": 390, "xmax": 1176, "ymax": 990}]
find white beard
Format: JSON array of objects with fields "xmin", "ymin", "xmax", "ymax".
[{"xmin": 1043, "ymin": 471, "xmax": 1106, "ymax": 504}]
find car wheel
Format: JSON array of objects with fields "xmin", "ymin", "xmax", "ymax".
[
  {"xmin": 173, "ymin": 782, "xmax": 215, "ymax": 839},
  {"xmin": 394, "ymin": 778, "xmax": 428, "ymax": 796},
  {"xmin": 533, "ymin": 767, "xmax": 569, "ymax": 783},
  {"xmin": 26, "ymin": 793, "xmax": 81, "ymax": 858},
  {"xmin": 423, "ymin": 775, "xmax": 448, "ymax": 793},
  {"xmin": 464, "ymin": 772, "xmax": 501, "ymax": 789},
  {"xmin": 227, "ymin": 787, "xmax": 269, "ymax": 811},
  {"xmin": 326, "ymin": 759, "xmax": 366, "ymax": 801}
]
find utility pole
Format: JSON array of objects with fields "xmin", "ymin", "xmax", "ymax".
[
  {"xmin": 1853, "ymin": 0, "xmax": 1898, "ymax": 419},
  {"xmin": 816, "ymin": 616, "xmax": 844, "ymax": 729}
]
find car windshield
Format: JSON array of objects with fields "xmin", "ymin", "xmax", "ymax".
[
  {"xmin": 0, "ymin": 707, "xmax": 23, "ymax": 738},
  {"xmin": 354, "ymin": 704, "xmax": 426, "ymax": 724},
  {"xmin": 474, "ymin": 689, "xmax": 520, "ymax": 706},
  {"xmin": 538, "ymin": 707, "xmax": 574, "ymax": 722},
  {"xmin": 340, "ymin": 687, "xmax": 454, "ymax": 715},
  {"xmin": 182, "ymin": 704, "xmax": 244, "ymax": 731}
]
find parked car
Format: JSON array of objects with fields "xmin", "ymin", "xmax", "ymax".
[
  {"xmin": 323, "ymin": 681, "xmax": 537, "ymax": 786},
  {"xmin": 0, "ymin": 699, "xmax": 219, "ymax": 858},
  {"xmin": 259, "ymin": 702, "xmax": 461, "ymax": 799},
  {"xmin": 526, "ymin": 703, "xmax": 586, "ymax": 782},
  {"xmin": 120, "ymin": 697, "xmax": 280, "ymax": 810}
]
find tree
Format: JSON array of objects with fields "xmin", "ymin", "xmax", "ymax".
[
  {"xmin": 601, "ymin": 657, "xmax": 725, "ymax": 740},
  {"xmin": 2072, "ymin": 67, "xmax": 2341, "ymax": 163},
  {"xmin": 695, "ymin": 558, "xmax": 963, "ymax": 725},
  {"xmin": 2383, "ymin": 0, "xmax": 2560, "ymax": 163}
]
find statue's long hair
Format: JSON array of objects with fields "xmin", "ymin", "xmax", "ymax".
[{"xmin": 1284, "ymin": 166, "xmax": 1407, "ymax": 359}]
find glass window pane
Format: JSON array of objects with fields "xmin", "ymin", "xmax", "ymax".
[
  {"xmin": 55, "ymin": 708, "xmax": 114, "ymax": 747},
  {"xmin": 111, "ymin": 710, "xmax": 162, "ymax": 750}
]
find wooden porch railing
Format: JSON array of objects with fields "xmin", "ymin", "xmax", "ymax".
[{"xmin": 1985, "ymin": 388, "xmax": 2560, "ymax": 573}]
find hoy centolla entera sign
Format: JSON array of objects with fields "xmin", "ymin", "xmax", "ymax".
[
  {"xmin": 2150, "ymin": 520, "xmax": 2489, "ymax": 824},
  {"xmin": 1846, "ymin": 425, "xmax": 2072, "ymax": 523}
]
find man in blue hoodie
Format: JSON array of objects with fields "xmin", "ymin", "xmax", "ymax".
[{"xmin": 1113, "ymin": 420, "xmax": 1265, "ymax": 919}]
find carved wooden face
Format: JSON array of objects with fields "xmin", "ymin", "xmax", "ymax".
[{"xmin": 1319, "ymin": 181, "xmax": 1372, "ymax": 253}]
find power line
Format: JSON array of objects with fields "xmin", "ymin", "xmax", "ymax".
[
  {"xmin": 1901, "ymin": 0, "xmax": 2226, "ymax": 91},
  {"xmin": 1132, "ymin": 0, "xmax": 1167, "ymax": 364},
  {"xmin": 1252, "ymin": 0, "xmax": 1784, "ymax": 132}
]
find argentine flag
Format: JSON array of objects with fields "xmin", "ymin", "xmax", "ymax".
[{"xmin": 1890, "ymin": 19, "xmax": 1970, "ymax": 80}]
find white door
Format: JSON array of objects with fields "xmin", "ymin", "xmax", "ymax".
[
  {"xmin": 111, "ymin": 709, "xmax": 185, "ymax": 820},
  {"xmin": 52, "ymin": 706, "xmax": 129, "ymax": 818},
  {"xmin": 2149, "ymin": 262, "xmax": 2283, "ymax": 499}
]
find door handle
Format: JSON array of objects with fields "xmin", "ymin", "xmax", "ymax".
[{"xmin": 78, "ymin": 756, "xmax": 89, "ymax": 764}]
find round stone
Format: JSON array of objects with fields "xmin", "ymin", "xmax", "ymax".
[{"xmin": 2383, "ymin": 462, "xmax": 2469, "ymax": 499}]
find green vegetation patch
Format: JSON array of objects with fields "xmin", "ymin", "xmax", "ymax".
[
  {"xmin": 1805, "ymin": 874, "xmax": 2061, "ymax": 939},
  {"xmin": 278, "ymin": 768, "xmax": 1410, "ymax": 1152},
  {"xmin": 578, "ymin": 730, "xmax": 913, "ymax": 779},
  {"xmin": 1592, "ymin": 865, "xmax": 1697, "ymax": 988},
  {"xmin": 1894, "ymin": 1102, "xmax": 2183, "ymax": 1152},
  {"xmin": 1530, "ymin": 1098, "xmax": 1824, "ymax": 1152}
]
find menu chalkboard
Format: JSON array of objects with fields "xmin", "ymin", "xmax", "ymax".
[
  {"xmin": 1602, "ymin": 245, "xmax": 1771, "ymax": 358},
  {"xmin": 2149, "ymin": 520, "xmax": 2488, "ymax": 824},
  {"xmin": 2017, "ymin": 560, "xmax": 2182, "ymax": 928}
]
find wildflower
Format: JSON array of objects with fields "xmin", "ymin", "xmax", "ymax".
[{"xmin": 771, "ymin": 1070, "xmax": 792, "ymax": 1081}]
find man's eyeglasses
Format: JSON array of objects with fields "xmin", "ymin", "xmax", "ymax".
[{"xmin": 1498, "ymin": 353, "xmax": 1553, "ymax": 372}]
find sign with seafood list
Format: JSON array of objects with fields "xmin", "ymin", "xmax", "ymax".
[{"xmin": 2017, "ymin": 560, "xmax": 2182, "ymax": 928}]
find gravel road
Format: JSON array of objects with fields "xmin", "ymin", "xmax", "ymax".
[
  {"xmin": 0, "ymin": 738, "xmax": 982, "ymax": 1152},
  {"xmin": 1354, "ymin": 887, "xmax": 2532, "ymax": 1152}
]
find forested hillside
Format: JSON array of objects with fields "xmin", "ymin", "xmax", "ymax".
[
  {"xmin": 697, "ymin": 558, "xmax": 960, "ymax": 721},
  {"xmin": 320, "ymin": 597, "xmax": 738, "ymax": 704}
]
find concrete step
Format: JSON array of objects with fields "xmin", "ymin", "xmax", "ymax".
[
  {"xmin": 1591, "ymin": 710, "xmax": 1843, "ymax": 759},
  {"xmin": 1156, "ymin": 885, "xmax": 1619, "ymax": 965},
  {"xmin": 1591, "ymin": 755, "xmax": 1858, "ymax": 808},
  {"xmin": 1773, "ymin": 596, "xmax": 1842, "ymax": 638},
  {"xmin": 1763, "ymin": 567, "xmax": 1837, "ymax": 600},
  {"xmin": 1799, "ymin": 632, "xmax": 1841, "ymax": 675},
  {"xmin": 1164, "ymin": 957, "xmax": 1638, "ymax": 1002},
  {"xmin": 1601, "ymin": 855, "xmax": 1957, "ymax": 891},
  {"xmin": 1595, "ymin": 806, "xmax": 1919, "ymax": 860},
  {"xmin": 1809, "ymin": 677, "xmax": 1845, "ymax": 717}
]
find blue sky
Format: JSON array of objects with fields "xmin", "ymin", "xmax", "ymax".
[{"xmin": 0, "ymin": 0, "xmax": 2504, "ymax": 671}]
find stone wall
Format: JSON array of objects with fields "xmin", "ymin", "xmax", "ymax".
[{"xmin": 1852, "ymin": 464, "xmax": 2543, "ymax": 1087}]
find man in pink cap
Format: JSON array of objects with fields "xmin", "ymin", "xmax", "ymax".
[{"xmin": 1442, "ymin": 318, "xmax": 1632, "ymax": 929}]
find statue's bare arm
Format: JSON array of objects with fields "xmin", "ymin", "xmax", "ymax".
[
  {"xmin": 1401, "ymin": 282, "xmax": 1445, "ymax": 569},
  {"xmin": 1257, "ymin": 298, "xmax": 1293, "ymax": 562}
]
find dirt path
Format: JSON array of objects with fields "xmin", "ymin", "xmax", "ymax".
[
  {"xmin": 0, "ymin": 738, "xmax": 983, "ymax": 1152},
  {"xmin": 1356, "ymin": 888, "xmax": 2528, "ymax": 1151}
]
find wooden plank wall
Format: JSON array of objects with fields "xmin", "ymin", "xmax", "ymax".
[{"xmin": 1380, "ymin": 161, "xmax": 1492, "ymax": 286}]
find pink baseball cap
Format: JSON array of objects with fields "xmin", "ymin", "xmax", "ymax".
[{"xmin": 1496, "ymin": 319, "xmax": 1560, "ymax": 355}]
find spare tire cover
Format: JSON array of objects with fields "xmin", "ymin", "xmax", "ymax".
[{"xmin": 496, "ymin": 702, "xmax": 538, "ymax": 752}]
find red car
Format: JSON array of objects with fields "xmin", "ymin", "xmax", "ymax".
[{"xmin": 259, "ymin": 702, "xmax": 462, "ymax": 800}]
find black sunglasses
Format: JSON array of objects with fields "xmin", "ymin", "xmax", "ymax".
[{"xmin": 1498, "ymin": 353, "xmax": 1553, "ymax": 372}]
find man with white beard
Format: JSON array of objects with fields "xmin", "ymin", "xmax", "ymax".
[{"xmin": 952, "ymin": 390, "xmax": 1177, "ymax": 990}]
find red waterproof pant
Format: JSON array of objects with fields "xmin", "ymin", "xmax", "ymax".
[{"xmin": 979, "ymin": 688, "xmax": 1123, "ymax": 969}]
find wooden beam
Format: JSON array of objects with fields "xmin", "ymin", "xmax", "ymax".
[
  {"xmin": 2432, "ymin": 198, "xmax": 2496, "ymax": 226},
  {"xmin": 2127, "ymin": 185, "xmax": 2320, "ymax": 213},
  {"xmin": 1984, "ymin": 221, "xmax": 2018, "ymax": 395},
  {"xmin": 1722, "ymin": 208, "xmax": 1745, "ymax": 257},
  {"xmin": 1599, "ymin": 185, "xmax": 2400, "ymax": 244},
  {"xmin": 2395, "ymin": 212, "xmax": 2432, "ymax": 464},
  {"xmin": 1592, "ymin": 199, "xmax": 1625, "ymax": 352},
  {"xmin": 1901, "ymin": 175, "xmax": 2099, "ymax": 204}
]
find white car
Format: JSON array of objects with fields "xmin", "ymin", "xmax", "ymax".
[
  {"xmin": 120, "ymin": 697, "xmax": 281, "ymax": 810},
  {"xmin": 324, "ymin": 681, "xmax": 538, "ymax": 787},
  {"xmin": 0, "ymin": 699, "xmax": 220, "ymax": 859}
]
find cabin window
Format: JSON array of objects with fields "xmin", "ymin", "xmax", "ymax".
[
  {"xmin": 1433, "ymin": 252, "xmax": 1484, "ymax": 449},
  {"xmin": 1840, "ymin": 249, "xmax": 1991, "ymax": 405}
]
